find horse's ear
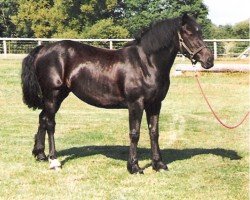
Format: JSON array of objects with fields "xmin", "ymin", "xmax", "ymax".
[{"xmin": 181, "ymin": 12, "xmax": 189, "ymax": 25}]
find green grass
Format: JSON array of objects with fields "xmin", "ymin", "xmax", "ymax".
[{"xmin": 0, "ymin": 59, "xmax": 249, "ymax": 200}]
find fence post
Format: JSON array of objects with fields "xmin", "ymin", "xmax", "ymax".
[
  {"xmin": 109, "ymin": 40, "xmax": 113, "ymax": 49},
  {"xmin": 3, "ymin": 40, "xmax": 7, "ymax": 55},
  {"xmin": 213, "ymin": 40, "xmax": 217, "ymax": 59},
  {"xmin": 38, "ymin": 40, "xmax": 42, "ymax": 45}
]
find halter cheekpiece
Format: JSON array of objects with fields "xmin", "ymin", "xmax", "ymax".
[{"xmin": 177, "ymin": 32, "xmax": 207, "ymax": 65}]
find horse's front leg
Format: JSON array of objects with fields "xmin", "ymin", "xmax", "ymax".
[
  {"xmin": 146, "ymin": 103, "xmax": 168, "ymax": 171},
  {"xmin": 127, "ymin": 100, "xmax": 144, "ymax": 174}
]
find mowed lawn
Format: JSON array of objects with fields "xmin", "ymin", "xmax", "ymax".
[{"xmin": 0, "ymin": 59, "xmax": 249, "ymax": 200}]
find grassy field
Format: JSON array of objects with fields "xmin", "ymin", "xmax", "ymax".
[{"xmin": 0, "ymin": 59, "xmax": 249, "ymax": 200}]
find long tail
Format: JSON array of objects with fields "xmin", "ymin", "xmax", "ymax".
[{"xmin": 21, "ymin": 45, "xmax": 44, "ymax": 110}]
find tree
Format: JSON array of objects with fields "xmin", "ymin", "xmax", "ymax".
[
  {"xmin": 12, "ymin": 0, "xmax": 70, "ymax": 37},
  {"xmin": 12, "ymin": 0, "xmax": 51, "ymax": 37},
  {"xmin": 9, "ymin": 0, "xmax": 213, "ymax": 39},
  {"xmin": 232, "ymin": 20, "xmax": 249, "ymax": 55},
  {"xmin": 208, "ymin": 20, "xmax": 249, "ymax": 56},
  {"xmin": 80, "ymin": 0, "xmax": 124, "ymax": 25},
  {"xmin": 11, "ymin": 0, "xmax": 126, "ymax": 38},
  {"xmin": 233, "ymin": 20, "xmax": 249, "ymax": 39},
  {"xmin": 0, "ymin": 0, "xmax": 18, "ymax": 37},
  {"xmin": 121, "ymin": 0, "xmax": 211, "ymax": 38},
  {"xmin": 82, "ymin": 18, "xmax": 129, "ymax": 39},
  {"xmin": 210, "ymin": 24, "xmax": 234, "ymax": 39}
]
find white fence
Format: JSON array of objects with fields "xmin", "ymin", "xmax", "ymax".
[{"xmin": 0, "ymin": 38, "xmax": 249, "ymax": 59}]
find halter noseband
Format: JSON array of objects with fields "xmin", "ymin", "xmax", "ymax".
[{"xmin": 177, "ymin": 32, "xmax": 207, "ymax": 65}]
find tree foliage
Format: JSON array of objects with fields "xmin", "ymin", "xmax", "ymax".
[
  {"xmin": 0, "ymin": 0, "xmax": 249, "ymax": 39},
  {"xmin": 82, "ymin": 18, "xmax": 129, "ymax": 39},
  {"xmin": 122, "ymin": 0, "xmax": 212, "ymax": 38},
  {"xmin": 233, "ymin": 20, "xmax": 249, "ymax": 39},
  {"xmin": 0, "ymin": 0, "xmax": 18, "ymax": 37},
  {"xmin": 11, "ymin": 0, "xmax": 80, "ymax": 38},
  {"xmin": 209, "ymin": 20, "xmax": 249, "ymax": 39}
]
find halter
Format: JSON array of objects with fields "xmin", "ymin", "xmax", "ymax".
[{"xmin": 177, "ymin": 32, "xmax": 207, "ymax": 65}]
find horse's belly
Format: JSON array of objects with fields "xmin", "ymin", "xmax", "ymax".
[
  {"xmin": 72, "ymin": 89, "xmax": 127, "ymax": 109},
  {"xmin": 69, "ymin": 74, "xmax": 126, "ymax": 109}
]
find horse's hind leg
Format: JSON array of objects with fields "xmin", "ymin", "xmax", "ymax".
[
  {"xmin": 32, "ymin": 110, "xmax": 47, "ymax": 161},
  {"xmin": 32, "ymin": 87, "xmax": 69, "ymax": 168},
  {"xmin": 44, "ymin": 89, "xmax": 69, "ymax": 169}
]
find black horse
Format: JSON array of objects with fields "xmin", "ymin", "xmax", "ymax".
[{"xmin": 21, "ymin": 13, "xmax": 213, "ymax": 174}]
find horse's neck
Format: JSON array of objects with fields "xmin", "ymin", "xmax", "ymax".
[
  {"xmin": 151, "ymin": 43, "xmax": 179, "ymax": 74},
  {"xmin": 134, "ymin": 38, "xmax": 179, "ymax": 76}
]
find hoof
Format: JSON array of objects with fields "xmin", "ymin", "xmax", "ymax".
[
  {"xmin": 136, "ymin": 169, "xmax": 144, "ymax": 174},
  {"xmin": 49, "ymin": 158, "xmax": 61, "ymax": 170},
  {"xmin": 36, "ymin": 153, "xmax": 47, "ymax": 161},
  {"xmin": 32, "ymin": 149, "xmax": 47, "ymax": 161},
  {"xmin": 127, "ymin": 163, "xmax": 144, "ymax": 174},
  {"xmin": 152, "ymin": 161, "xmax": 168, "ymax": 172}
]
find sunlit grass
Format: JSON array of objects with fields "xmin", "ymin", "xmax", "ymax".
[{"xmin": 0, "ymin": 59, "xmax": 249, "ymax": 199}]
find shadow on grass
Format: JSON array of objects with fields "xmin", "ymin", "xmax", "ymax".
[{"xmin": 58, "ymin": 145, "xmax": 242, "ymax": 167}]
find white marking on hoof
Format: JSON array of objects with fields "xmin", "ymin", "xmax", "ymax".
[{"xmin": 49, "ymin": 158, "xmax": 61, "ymax": 170}]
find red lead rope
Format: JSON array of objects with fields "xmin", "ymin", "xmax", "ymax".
[{"xmin": 195, "ymin": 75, "xmax": 250, "ymax": 129}]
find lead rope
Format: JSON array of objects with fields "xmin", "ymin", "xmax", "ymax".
[{"xmin": 193, "ymin": 66, "xmax": 250, "ymax": 129}]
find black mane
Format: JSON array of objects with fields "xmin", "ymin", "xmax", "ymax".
[{"xmin": 125, "ymin": 17, "xmax": 181, "ymax": 54}]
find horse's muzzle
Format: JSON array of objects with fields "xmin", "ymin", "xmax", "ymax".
[{"xmin": 201, "ymin": 56, "xmax": 214, "ymax": 69}]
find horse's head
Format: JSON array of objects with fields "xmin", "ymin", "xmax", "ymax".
[{"xmin": 178, "ymin": 13, "xmax": 214, "ymax": 69}]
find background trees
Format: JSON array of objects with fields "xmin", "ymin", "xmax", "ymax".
[
  {"xmin": 121, "ymin": 0, "xmax": 212, "ymax": 38},
  {"xmin": 0, "ymin": 0, "xmax": 18, "ymax": 37},
  {"xmin": 0, "ymin": 0, "xmax": 249, "ymax": 39}
]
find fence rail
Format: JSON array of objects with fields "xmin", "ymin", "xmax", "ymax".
[{"xmin": 0, "ymin": 38, "xmax": 249, "ymax": 59}]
